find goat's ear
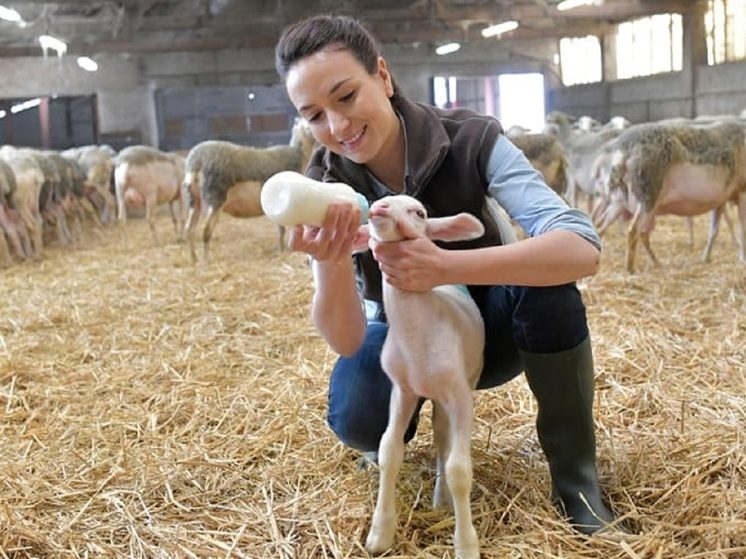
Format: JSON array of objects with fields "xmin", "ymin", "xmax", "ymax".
[
  {"xmin": 352, "ymin": 224, "xmax": 371, "ymax": 254},
  {"xmin": 426, "ymin": 213, "xmax": 485, "ymax": 242}
]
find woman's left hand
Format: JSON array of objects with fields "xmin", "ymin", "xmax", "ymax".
[{"xmin": 370, "ymin": 237, "xmax": 446, "ymax": 291}]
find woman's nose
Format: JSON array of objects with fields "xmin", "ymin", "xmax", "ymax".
[{"xmin": 328, "ymin": 112, "xmax": 350, "ymax": 137}]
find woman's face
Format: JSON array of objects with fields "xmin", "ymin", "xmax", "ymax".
[{"xmin": 285, "ymin": 46, "xmax": 400, "ymax": 168}]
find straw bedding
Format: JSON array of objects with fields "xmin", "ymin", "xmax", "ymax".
[{"xmin": 0, "ymin": 212, "xmax": 743, "ymax": 558}]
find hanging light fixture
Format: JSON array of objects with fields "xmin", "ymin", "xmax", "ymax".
[
  {"xmin": 0, "ymin": 5, "xmax": 21, "ymax": 22},
  {"xmin": 556, "ymin": 0, "xmax": 602, "ymax": 11},
  {"xmin": 10, "ymin": 98, "xmax": 41, "ymax": 114},
  {"xmin": 435, "ymin": 42, "xmax": 461, "ymax": 56},
  {"xmin": 481, "ymin": 20, "xmax": 519, "ymax": 38},
  {"xmin": 77, "ymin": 56, "xmax": 98, "ymax": 72}
]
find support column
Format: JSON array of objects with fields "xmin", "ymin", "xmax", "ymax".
[
  {"xmin": 683, "ymin": 0, "xmax": 709, "ymax": 117},
  {"xmin": 38, "ymin": 97, "xmax": 50, "ymax": 149}
]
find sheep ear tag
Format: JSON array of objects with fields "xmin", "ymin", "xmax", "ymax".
[
  {"xmin": 352, "ymin": 224, "xmax": 371, "ymax": 254},
  {"xmin": 425, "ymin": 213, "xmax": 485, "ymax": 242}
]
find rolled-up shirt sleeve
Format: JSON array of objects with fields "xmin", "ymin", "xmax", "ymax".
[{"xmin": 486, "ymin": 134, "xmax": 602, "ymax": 251}]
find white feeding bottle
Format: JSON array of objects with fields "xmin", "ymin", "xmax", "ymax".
[{"xmin": 261, "ymin": 170, "xmax": 369, "ymax": 227}]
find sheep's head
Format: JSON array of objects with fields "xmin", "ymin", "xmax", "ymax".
[
  {"xmin": 354, "ymin": 195, "xmax": 484, "ymax": 252},
  {"xmin": 368, "ymin": 196, "xmax": 428, "ymax": 241}
]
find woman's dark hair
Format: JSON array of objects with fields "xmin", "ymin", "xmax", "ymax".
[{"xmin": 275, "ymin": 14, "xmax": 382, "ymax": 79}]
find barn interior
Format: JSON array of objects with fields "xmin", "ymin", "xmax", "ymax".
[
  {"xmin": 0, "ymin": 0, "xmax": 743, "ymax": 149},
  {"xmin": 0, "ymin": 1, "xmax": 744, "ymax": 558}
]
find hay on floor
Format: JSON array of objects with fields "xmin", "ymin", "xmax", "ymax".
[{"xmin": 0, "ymin": 211, "xmax": 744, "ymax": 558}]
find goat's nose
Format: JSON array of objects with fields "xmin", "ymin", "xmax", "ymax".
[{"xmin": 369, "ymin": 202, "xmax": 389, "ymax": 218}]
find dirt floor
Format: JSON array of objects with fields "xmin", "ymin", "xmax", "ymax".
[{"xmin": 0, "ymin": 211, "xmax": 744, "ymax": 558}]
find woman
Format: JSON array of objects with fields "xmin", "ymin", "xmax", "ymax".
[{"xmin": 274, "ymin": 14, "xmax": 618, "ymax": 535}]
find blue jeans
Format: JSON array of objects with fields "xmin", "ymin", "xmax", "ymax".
[{"xmin": 327, "ymin": 283, "xmax": 590, "ymax": 452}]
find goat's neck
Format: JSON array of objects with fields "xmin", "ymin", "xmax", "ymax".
[{"xmin": 382, "ymin": 283, "xmax": 437, "ymax": 332}]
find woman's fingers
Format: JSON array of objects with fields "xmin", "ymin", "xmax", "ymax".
[
  {"xmin": 287, "ymin": 202, "xmax": 363, "ymax": 261},
  {"xmin": 373, "ymin": 238, "xmax": 444, "ymax": 291}
]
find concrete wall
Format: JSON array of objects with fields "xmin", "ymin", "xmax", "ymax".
[
  {"xmin": 696, "ymin": 62, "xmax": 746, "ymax": 117},
  {"xmin": 0, "ymin": 38, "xmax": 559, "ymax": 149},
  {"xmin": 549, "ymin": 59, "xmax": 746, "ymax": 123},
  {"xmin": 0, "ymin": 54, "xmax": 158, "ymax": 144},
  {"xmin": 1, "ymin": 32, "xmax": 744, "ymax": 148}
]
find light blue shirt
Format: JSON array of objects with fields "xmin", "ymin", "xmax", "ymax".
[{"xmin": 487, "ymin": 134, "xmax": 601, "ymax": 251}]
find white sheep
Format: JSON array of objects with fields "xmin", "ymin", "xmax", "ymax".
[
  {"xmin": 353, "ymin": 195, "xmax": 485, "ymax": 559},
  {"xmin": 114, "ymin": 146, "xmax": 186, "ymax": 246},
  {"xmin": 182, "ymin": 118, "xmax": 316, "ymax": 262},
  {"xmin": 544, "ymin": 111, "xmax": 624, "ymax": 212},
  {"xmin": 0, "ymin": 146, "xmax": 45, "ymax": 259}
]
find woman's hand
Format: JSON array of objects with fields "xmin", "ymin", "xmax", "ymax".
[
  {"xmin": 370, "ymin": 236, "xmax": 447, "ymax": 291},
  {"xmin": 287, "ymin": 202, "xmax": 362, "ymax": 262}
]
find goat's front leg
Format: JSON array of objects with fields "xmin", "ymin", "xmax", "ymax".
[
  {"xmin": 432, "ymin": 402, "xmax": 452, "ymax": 509},
  {"xmin": 366, "ymin": 384, "xmax": 419, "ymax": 555},
  {"xmin": 442, "ymin": 382, "xmax": 479, "ymax": 559}
]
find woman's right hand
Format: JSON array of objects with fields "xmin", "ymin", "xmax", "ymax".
[{"xmin": 287, "ymin": 201, "xmax": 363, "ymax": 262}]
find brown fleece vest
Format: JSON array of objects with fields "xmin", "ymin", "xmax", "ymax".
[{"xmin": 306, "ymin": 95, "xmax": 504, "ymax": 303}]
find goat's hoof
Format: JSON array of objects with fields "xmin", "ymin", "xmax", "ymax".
[
  {"xmin": 455, "ymin": 538, "xmax": 479, "ymax": 558},
  {"xmin": 365, "ymin": 526, "xmax": 394, "ymax": 555},
  {"xmin": 432, "ymin": 483, "xmax": 452, "ymax": 510},
  {"xmin": 455, "ymin": 547, "xmax": 480, "ymax": 559},
  {"xmin": 357, "ymin": 451, "xmax": 378, "ymax": 471},
  {"xmin": 455, "ymin": 526, "xmax": 479, "ymax": 559}
]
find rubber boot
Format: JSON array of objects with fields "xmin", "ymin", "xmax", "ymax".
[{"xmin": 520, "ymin": 336, "xmax": 618, "ymax": 535}]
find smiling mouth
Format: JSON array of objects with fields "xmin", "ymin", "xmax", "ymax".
[{"xmin": 340, "ymin": 126, "xmax": 366, "ymax": 148}]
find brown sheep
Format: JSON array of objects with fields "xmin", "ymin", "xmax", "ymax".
[
  {"xmin": 595, "ymin": 121, "xmax": 746, "ymax": 272},
  {"xmin": 182, "ymin": 118, "xmax": 316, "ymax": 262}
]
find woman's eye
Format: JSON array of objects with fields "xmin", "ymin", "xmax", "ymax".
[
  {"xmin": 306, "ymin": 112, "xmax": 321, "ymax": 123},
  {"xmin": 339, "ymin": 91, "xmax": 355, "ymax": 102}
]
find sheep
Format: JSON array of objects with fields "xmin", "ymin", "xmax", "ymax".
[
  {"xmin": 41, "ymin": 151, "xmax": 96, "ymax": 244},
  {"xmin": 182, "ymin": 118, "xmax": 316, "ymax": 262},
  {"xmin": 606, "ymin": 115, "xmax": 632, "ymax": 131},
  {"xmin": 16, "ymin": 148, "xmax": 76, "ymax": 247},
  {"xmin": 0, "ymin": 146, "xmax": 45, "ymax": 259},
  {"xmin": 62, "ymin": 144, "xmax": 117, "ymax": 224},
  {"xmin": 0, "ymin": 158, "xmax": 33, "ymax": 264},
  {"xmin": 544, "ymin": 111, "xmax": 623, "ymax": 211},
  {"xmin": 352, "ymin": 195, "xmax": 485, "ymax": 559},
  {"xmin": 508, "ymin": 132, "xmax": 570, "ymax": 198},
  {"xmin": 595, "ymin": 121, "xmax": 746, "ymax": 272},
  {"xmin": 592, "ymin": 116, "xmax": 743, "ymax": 251},
  {"xmin": 0, "ymin": 161, "xmax": 16, "ymax": 267},
  {"xmin": 114, "ymin": 146, "xmax": 186, "ymax": 246},
  {"xmin": 574, "ymin": 115, "xmax": 601, "ymax": 132}
]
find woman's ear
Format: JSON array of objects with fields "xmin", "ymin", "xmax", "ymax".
[{"xmin": 376, "ymin": 56, "xmax": 395, "ymax": 98}]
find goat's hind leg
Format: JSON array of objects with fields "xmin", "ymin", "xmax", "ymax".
[
  {"xmin": 441, "ymin": 383, "xmax": 479, "ymax": 559},
  {"xmin": 366, "ymin": 385, "xmax": 419, "ymax": 555},
  {"xmin": 432, "ymin": 402, "xmax": 452, "ymax": 510}
]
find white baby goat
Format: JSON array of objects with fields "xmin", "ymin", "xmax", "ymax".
[{"xmin": 354, "ymin": 195, "xmax": 485, "ymax": 559}]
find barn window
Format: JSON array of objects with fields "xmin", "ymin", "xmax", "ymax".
[
  {"xmin": 558, "ymin": 35, "xmax": 602, "ymax": 86},
  {"xmin": 432, "ymin": 76, "xmax": 458, "ymax": 109},
  {"xmin": 616, "ymin": 14, "xmax": 683, "ymax": 79},
  {"xmin": 706, "ymin": 0, "xmax": 746, "ymax": 64}
]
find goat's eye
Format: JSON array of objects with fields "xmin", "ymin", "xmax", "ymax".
[{"xmin": 415, "ymin": 209, "xmax": 426, "ymax": 219}]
